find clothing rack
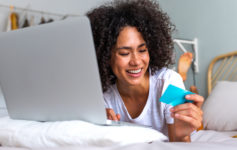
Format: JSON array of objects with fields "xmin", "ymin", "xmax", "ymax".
[
  {"xmin": 173, "ymin": 38, "xmax": 199, "ymax": 73},
  {"xmin": 0, "ymin": 4, "xmax": 80, "ymax": 17}
]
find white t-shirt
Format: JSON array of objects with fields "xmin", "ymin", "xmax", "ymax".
[{"xmin": 103, "ymin": 68, "xmax": 185, "ymax": 136}]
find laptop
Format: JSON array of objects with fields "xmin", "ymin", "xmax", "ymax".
[{"xmin": 0, "ymin": 16, "xmax": 137, "ymax": 126}]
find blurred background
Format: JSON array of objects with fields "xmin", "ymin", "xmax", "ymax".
[{"xmin": 1, "ymin": 0, "xmax": 237, "ymax": 109}]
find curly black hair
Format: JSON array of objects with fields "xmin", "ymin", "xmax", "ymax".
[{"xmin": 87, "ymin": 0, "xmax": 175, "ymax": 92}]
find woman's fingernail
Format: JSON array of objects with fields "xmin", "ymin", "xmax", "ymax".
[
  {"xmin": 175, "ymin": 113, "xmax": 179, "ymax": 117},
  {"xmin": 186, "ymin": 95, "xmax": 190, "ymax": 99},
  {"xmin": 170, "ymin": 108, "xmax": 174, "ymax": 112}
]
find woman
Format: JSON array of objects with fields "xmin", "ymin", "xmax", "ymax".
[{"xmin": 87, "ymin": 0, "xmax": 203, "ymax": 142}]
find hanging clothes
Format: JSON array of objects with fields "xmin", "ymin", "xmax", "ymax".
[
  {"xmin": 5, "ymin": 14, "xmax": 11, "ymax": 32},
  {"xmin": 39, "ymin": 16, "xmax": 46, "ymax": 24},
  {"xmin": 10, "ymin": 12, "xmax": 19, "ymax": 30},
  {"xmin": 29, "ymin": 16, "xmax": 35, "ymax": 26},
  {"xmin": 22, "ymin": 18, "xmax": 29, "ymax": 28},
  {"xmin": 6, "ymin": 11, "xmax": 19, "ymax": 31},
  {"xmin": 47, "ymin": 18, "xmax": 54, "ymax": 23}
]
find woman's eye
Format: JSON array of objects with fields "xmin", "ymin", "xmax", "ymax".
[
  {"xmin": 119, "ymin": 53, "xmax": 129, "ymax": 56},
  {"xmin": 139, "ymin": 49, "xmax": 147, "ymax": 53}
]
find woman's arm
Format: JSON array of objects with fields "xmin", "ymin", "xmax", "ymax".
[
  {"xmin": 168, "ymin": 124, "xmax": 190, "ymax": 142},
  {"xmin": 167, "ymin": 94, "xmax": 204, "ymax": 142}
]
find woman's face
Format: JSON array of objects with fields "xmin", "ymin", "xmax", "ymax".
[{"xmin": 110, "ymin": 26, "xmax": 150, "ymax": 86}]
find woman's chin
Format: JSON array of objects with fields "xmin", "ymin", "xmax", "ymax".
[{"xmin": 125, "ymin": 78, "xmax": 144, "ymax": 86}]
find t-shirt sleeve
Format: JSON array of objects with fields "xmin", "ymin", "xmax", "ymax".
[
  {"xmin": 103, "ymin": 97, "xmax": 109, "ymax": 108},
  {"xmin": 163, "ymin": 70, "xmax": 185, "ymax": 124},
  {"xmin": 103, "ymin": 88, "xmax": 114, "ymax": 109},
  {"xmin": 162, "ymin": 70, "xmax": 185, "ymax": 95},
  {"xmin": 103, "ymin": 94, "xmax": 110, "ymax": 108},
  {"xmin": 165, "ymin": 104, "xmax": 174, "ymax": 124}
]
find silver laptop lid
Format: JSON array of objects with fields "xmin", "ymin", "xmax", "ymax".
[{"xmin": 0, "ymin": 17, "xmax": 107, "ymax": 124}]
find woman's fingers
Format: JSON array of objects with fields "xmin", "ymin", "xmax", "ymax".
[
  {"xmin": 171, "ymin": 103, "xmax": 203, "ymax": 117},
  {"xmin": 170, "ymin": 102, "xmax": 203, "ymax": 129},
  {"xmin": 185, "ymin": 94, "xmax": 204, "ymax": 108},
  {"xmin": 174, "ymin": 113, "xmax": 202, "ymax": 129},
  {"xmin": 106, "ymin": 108, "xmax": 120, "ymax": 121},
  {"xmin": 171, "ymin": 108, "xmax": 202, "ymax": 123},
  {"xmin": 116, "ymin": 114, "xmax": 121, "ymax": 121}
]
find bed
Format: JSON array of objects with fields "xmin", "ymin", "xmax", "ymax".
[
  {"xmin": 1, "ymin": 51, "xmax": 237, "ymax": 150},
  {"xmin": 203, "ymin": 50, "xmax": 237, "ymax": 131},
  {"xmin": 207, "ymin": 51, "xmax": 237, "ymax": 95}
]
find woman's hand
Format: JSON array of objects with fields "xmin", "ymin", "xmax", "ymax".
[
  {"xmin": 170, "ymin": 94, "xmax": 204, "ymax": 141},
  {"xmin": 106, "ymin": 108, "xmax": 121, "ymax": 121}
]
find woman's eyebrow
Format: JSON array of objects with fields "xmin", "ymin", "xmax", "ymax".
[
  {"xmin": 116, "ymin": 43, "xmax": 146, "ymax": 50},
  {"xmin": 116, "ymin": 46, "xmax": 132, "ymax": 50},
  {"xmin": 137, "ymin": 43, "xmax": 146, "ymax": 48}
]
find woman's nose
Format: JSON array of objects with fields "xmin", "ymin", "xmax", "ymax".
[{"xmin": 129, "ymin": 53, "xmax": 140, "ymax": 66}]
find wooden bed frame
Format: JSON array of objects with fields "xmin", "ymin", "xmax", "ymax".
[{"xmin": 207, "ymin": 51, "xmax": 237, "ymax": 95}]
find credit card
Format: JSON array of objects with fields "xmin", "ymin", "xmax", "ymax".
[{"xmin": 160, "ymin": 84, "xmax": 194, "ymax": 106}]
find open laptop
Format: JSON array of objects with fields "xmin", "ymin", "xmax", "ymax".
[{"xmin": 0, "ymin": 16, "xmax": 137, "ymax": 126}]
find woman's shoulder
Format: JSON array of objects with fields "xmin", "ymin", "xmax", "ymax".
[
  {"xmin": 103, "ymin": 84, "xmax": 117, "ymax": 101},
  {"xmin": 152, "ymin": 67, "xmax": 181, "ymax": 81},
  {"xmin": 152, "ymin": 67, "xmax": 185, "ymax": 91},
  {"xmin": 103, "ymin": 84, "xmax": 120, "ymax": 108}
]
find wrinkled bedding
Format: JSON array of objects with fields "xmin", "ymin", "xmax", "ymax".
[
  {"xmin": 0, "ymin": 115, "xmax": 167, "ymax": 148},
  {"xmin": 1, "ymin": 108, "xmax": 237, "ymax": 150}
]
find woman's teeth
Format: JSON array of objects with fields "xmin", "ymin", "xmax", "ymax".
[{"xmin": 127, "ymin": 69, "xmax": 142, "ymax": 74}]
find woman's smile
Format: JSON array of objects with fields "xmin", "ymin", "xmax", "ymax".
[{"xmin": 126, "ymin": 68, "xmax": 143, "ymax": 77}]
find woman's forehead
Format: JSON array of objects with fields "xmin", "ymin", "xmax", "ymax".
[{"xmin": 116, "ymin": 27, "xmax": 145, "ymax": 44}]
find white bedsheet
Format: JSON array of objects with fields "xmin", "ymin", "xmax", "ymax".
[
  {"xmin": 191, "ymin": 130, "xmax": 237, "ymax": 143},
  {"xmin": 1, "ymin": 140, "xmax": 237, "ymax": 150},
  {"xmin": 31, "ymin": 131, "xmax": 237, "ymax": 150},
  {"xmin": 111, "ymin": 141, "xmax": 237, "ymax": 150}
]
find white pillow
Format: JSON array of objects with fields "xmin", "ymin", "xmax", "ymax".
[
  {"xmin": 203, "ymin": 81, "xmax": 237, "ymax": 131},
  {"xmin": 0, "ymin": 117, "xmax": 167, "ymax": 148}
]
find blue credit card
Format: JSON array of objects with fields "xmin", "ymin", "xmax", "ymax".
[{"xmin": 160, "ymin": 84, "xmax": 194, "ymax": 106}]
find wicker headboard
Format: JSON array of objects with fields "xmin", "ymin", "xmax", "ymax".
[{"xmin": 207, "ymin": 51, "xmax": 237, "ymax": 95}]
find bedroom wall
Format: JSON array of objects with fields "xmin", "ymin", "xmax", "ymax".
[{"xmin": 158, "ymin": 0, "xmax": 237, "ymax": 98}]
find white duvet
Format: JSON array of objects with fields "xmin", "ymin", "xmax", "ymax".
[{"xmin": 0, "ymin": 116, "xmax": 167, "ymax": 148}]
